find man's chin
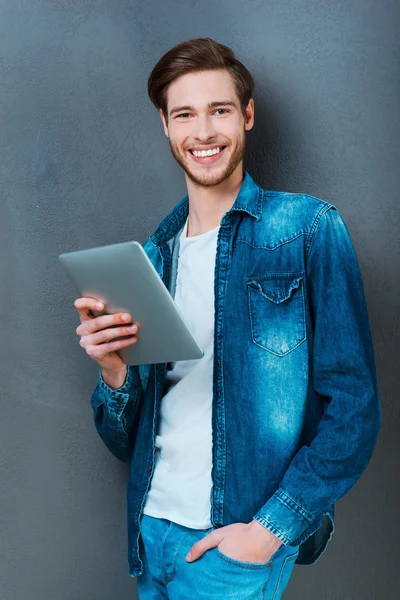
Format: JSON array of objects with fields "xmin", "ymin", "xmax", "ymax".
[
  {"xmin": 184, "ymin": 165, "xmax": 229, "ymax": 187},
  {"xmin": 182, "ymin": 157, "xmax": 242, "ymax": 187}
]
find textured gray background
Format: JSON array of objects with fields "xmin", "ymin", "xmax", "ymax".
[{"xmin": 1, "ymin": 1, "xmax": 399, "ymax": 599}]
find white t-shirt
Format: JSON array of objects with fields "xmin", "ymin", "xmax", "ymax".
[{"xmin": 142, "ymin": 215, "xmax": 220, "ymax": 528}]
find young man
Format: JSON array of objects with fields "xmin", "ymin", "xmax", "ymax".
[{"xmin": 75, "ymin": 38, "xmax": 381, "ymax": 599}]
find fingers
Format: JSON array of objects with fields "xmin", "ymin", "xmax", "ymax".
[
  {"xmin": 76, "ymin": 312, "xmax": 134, "ymax": 336},
  {"xmin": 74, "ymin": 297, "xmax": 104, "ymax": 323},
  {"xmin": 84, "ymin": 334, "xmax": 138, "ymax": 361},
  {"xmin": 74, "ymin": 297, "xmax": 138, "ymax": 336},
  {"xmin": 73, "ymin": 298, "xmax": 140, "ymax": 367},
  {"xmin": 82, "ymin": 323, "xmax": 138, "ymax": 347},
  {"xmin": 186, "ymin": 531, "xmax": 223, "ymax": 562}
]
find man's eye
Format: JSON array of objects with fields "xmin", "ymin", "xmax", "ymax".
[{"xmin": 176, "ymin": 109, "xmax": 230, "ymax": 118}]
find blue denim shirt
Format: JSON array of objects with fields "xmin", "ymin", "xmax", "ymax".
[{"xmin": 90, "ymin": 171, "xmax": 381, "ymax": 577}]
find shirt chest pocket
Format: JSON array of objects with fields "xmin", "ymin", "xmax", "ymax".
[{"xmin": 245, "ymin": 272, "xmax": 306, "ymax": 356}]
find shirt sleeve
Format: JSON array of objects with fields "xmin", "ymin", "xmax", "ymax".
[
  {"xmin": 252, "ymin": 206, "xmax": 382, "ymax": 546},
  {"xmin": 90, "ymin": 365, "xmax": 145, "ymax": 463}
]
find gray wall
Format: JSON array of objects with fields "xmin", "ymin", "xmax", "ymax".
[{"xmin": 1, "ymin": 1, "xmax": 398, "ymax": 598}]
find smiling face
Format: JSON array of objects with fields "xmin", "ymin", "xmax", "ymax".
[{"xmin": 159, "ymin": 69, "xmax": 254, "ymax": 187}]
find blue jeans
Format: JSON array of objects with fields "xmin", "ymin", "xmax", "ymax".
[{"xmin": 137, "ymin": 514, "xmax": 300, "ymax": 599}]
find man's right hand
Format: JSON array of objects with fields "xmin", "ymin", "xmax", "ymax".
[{"xmin": 74, "ymin": 297, "xmax": 140, "ymax": 389}]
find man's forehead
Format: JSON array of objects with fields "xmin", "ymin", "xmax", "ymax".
[{"xmin": 166, "ymin": 70, "xmax": 238, "ymax": 110}]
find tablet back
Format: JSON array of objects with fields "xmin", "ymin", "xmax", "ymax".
[{"xmin": 59, "ymin": 241, "xmax": 204, "ymax": 366}]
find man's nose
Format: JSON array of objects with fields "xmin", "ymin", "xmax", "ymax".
[{"xmin": 192, "ymin": 115, "xmax": 217, "ymax": 140}]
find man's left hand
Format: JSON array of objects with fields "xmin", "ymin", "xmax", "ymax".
[{"xmin": 185, "ymin": 520, "xmax": 282, "ymax": 563}]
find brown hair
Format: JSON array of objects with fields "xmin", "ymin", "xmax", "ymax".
[{"xmin": 147, "ymin": 38, "xmax": 255, "ymax": 123}]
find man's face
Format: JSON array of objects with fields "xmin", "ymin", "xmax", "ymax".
[{"xmin": 159, "ymin": 69, "xmax": 254, "ymax": 187}]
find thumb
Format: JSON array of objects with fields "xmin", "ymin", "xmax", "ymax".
[{"xmin": 186, "ymin": 531, "xmax": 223, "ymax": 562}]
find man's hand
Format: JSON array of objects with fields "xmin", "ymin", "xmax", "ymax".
[
  {"xmin": 74, "ymin": 297, "xmax": 140, "ymax": 378},
  {"xmin": 186, "ymin": 520, "xmax": 282, "ymax": 564}
]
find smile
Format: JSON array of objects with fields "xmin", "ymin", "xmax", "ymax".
[{"xmin": 188, "ymin": 146, "xmax": 227, "ymax": 164}]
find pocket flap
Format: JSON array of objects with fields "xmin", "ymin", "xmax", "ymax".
[{"xmin": 246, "ymin": 274, "xmax": 303, "ymax": 304}]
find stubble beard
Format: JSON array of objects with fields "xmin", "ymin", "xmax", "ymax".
[{"xmin": 167, "ymin": 127, "xmax": 246, "ymax": 188}]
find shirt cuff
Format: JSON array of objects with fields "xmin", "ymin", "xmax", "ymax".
[
  {"xmin": 253, "ymin": 488, "xmax": 315, "ymax": 546},
  {"xmin": 96, "ymin": 367, "xmax": 134, "ymax": 416},
  {"xmin": 98, "ymin": 366, "xmax": 133, "ymax": 394}
]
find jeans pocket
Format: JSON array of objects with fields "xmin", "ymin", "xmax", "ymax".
[
  {"xmin": 213, "ymin": 546, "xmax": 274, "ymax": 570},
  {"xmin": 270, "ymin": 547, "xmax": 300, "ymax": 600},
  {"xmin": 246, "ymin": 272, "xmax": 306, "ymax": 356}
]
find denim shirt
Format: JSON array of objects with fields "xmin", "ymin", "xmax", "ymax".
[{"xmin": 90, "ymin": 171, "xmax": 381, "ymax": 577}]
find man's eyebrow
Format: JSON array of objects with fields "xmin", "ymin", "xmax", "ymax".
[{"xmin": 169, "ymin": 101, "xmax": 237, "ymax": 116}]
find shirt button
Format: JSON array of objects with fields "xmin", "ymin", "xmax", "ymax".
[
  {"xmin": 136, "ymin": 507, "xmax": 141, "ymax": 513},
  {"xmin": 147, "ymin": 466, "xmax": 152, "ymax": 472},
  {"xmin": 267, "ymin": 562, "xmax": 273, "ymax": 568}
]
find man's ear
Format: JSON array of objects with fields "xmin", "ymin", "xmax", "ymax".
[
  {"xmin": 159, "ymin": 109, "xmax": 169, "ymax": 137},
  {"xmin": 244, "ymin": 98, "xmax": 255, "ymax": 131}
]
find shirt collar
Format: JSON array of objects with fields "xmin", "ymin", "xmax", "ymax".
[{"xmin": 150, "ymin": 171, "xmax": 262, "ymax": 247}]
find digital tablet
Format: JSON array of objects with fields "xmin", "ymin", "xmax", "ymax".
[{"xmin": 58, "ymin": 241, "xmax": 204, "ymax": 366}]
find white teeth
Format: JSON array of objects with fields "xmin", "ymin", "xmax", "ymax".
[{"xmin": 192, "ymin": 147, "xmax": 222, "ymax": 157}]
